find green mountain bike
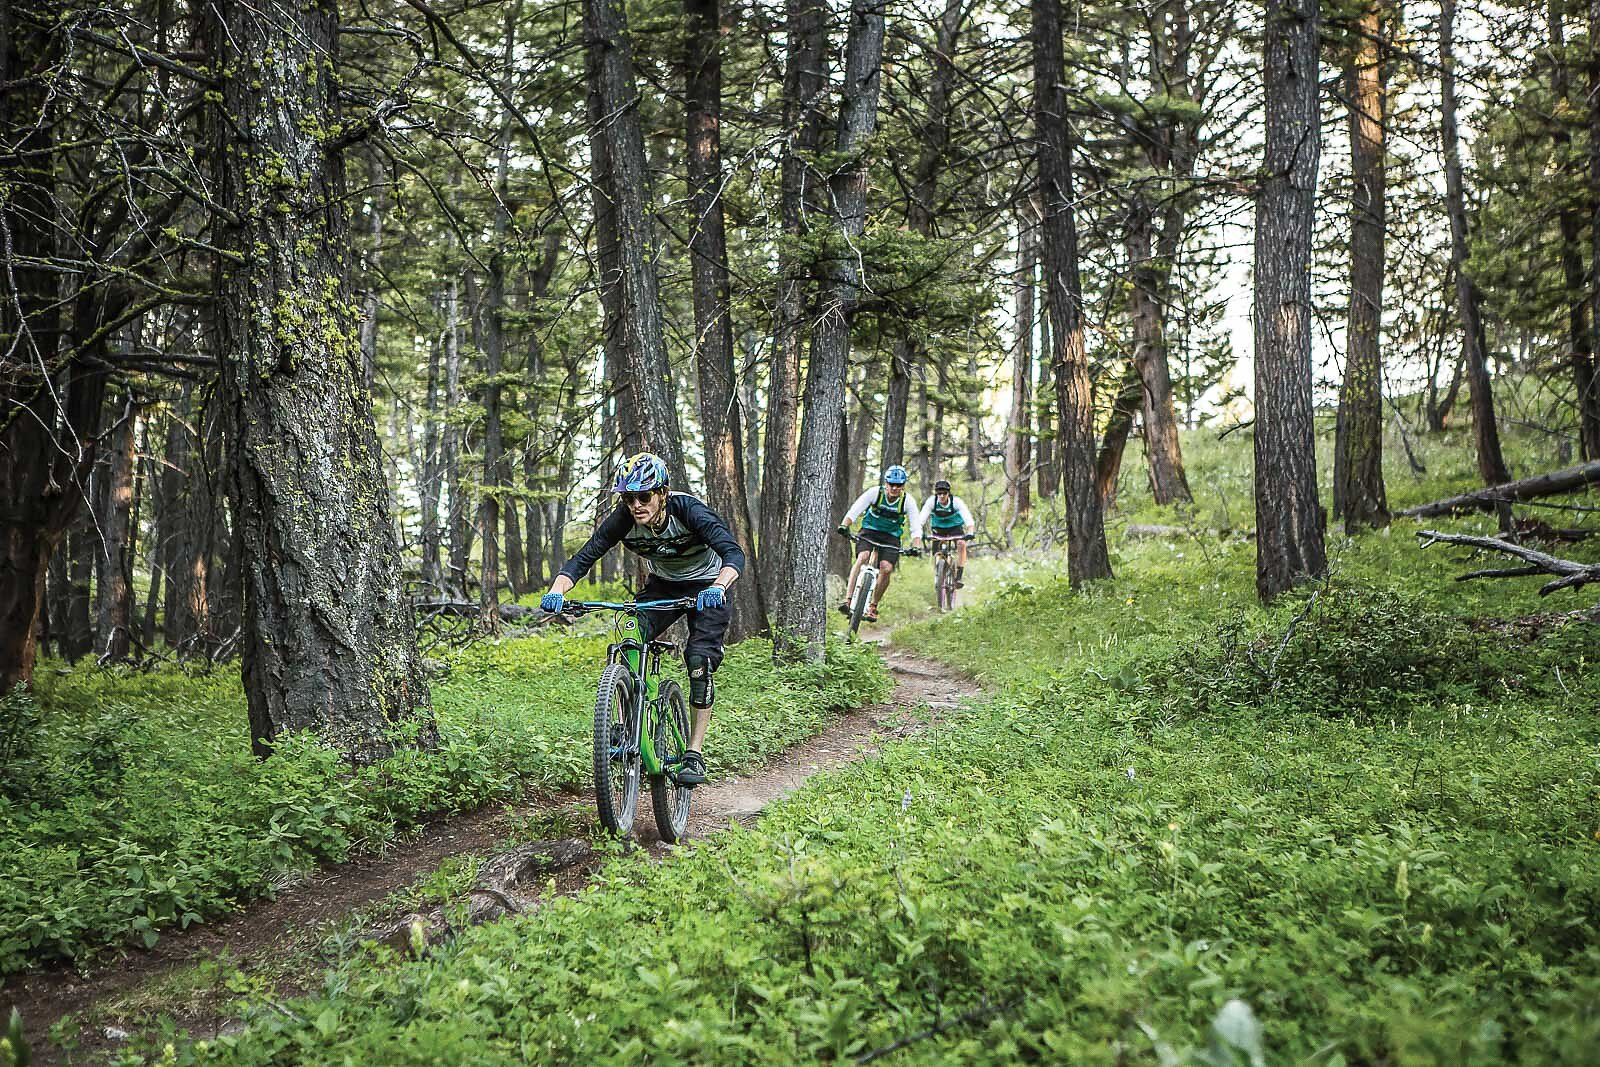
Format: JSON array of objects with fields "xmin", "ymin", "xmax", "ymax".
[{"xmin": 562, "ymin": 599, "xmax": 696, "ymax": 842}]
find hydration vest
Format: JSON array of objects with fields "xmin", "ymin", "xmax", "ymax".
[
  {"xmin": 929, "ymin": 497, "xmax": 965, "ymax": 532},
  {"xmin": 860, "ymin": 488, "xmax": 908, "ymax": 538}
]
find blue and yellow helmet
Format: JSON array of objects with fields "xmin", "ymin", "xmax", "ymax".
[
  {"xmin": 613, "ymin": 452, "xmax": 670, "ymax": 493},
  {"xmin": 884, "ymin": 465, "xmax": 909, "ymax": 486}
]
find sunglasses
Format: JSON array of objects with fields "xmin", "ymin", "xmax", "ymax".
[{"xmin": 621, "ymin": 491, "xmax": 657, "ymax": 506}]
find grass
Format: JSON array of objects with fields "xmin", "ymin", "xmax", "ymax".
[
  {"xmin": 102, "ymin": 410, "xmax": 1600, "ymax": 1066},
  {"xmin": 0, "ymin": 624, "xmax": 889, "ymax": 976}
]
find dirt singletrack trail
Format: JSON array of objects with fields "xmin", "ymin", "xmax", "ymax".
[{"xmin": 6, "ymin": 639, "xmax": 980, "ymax": 1064}]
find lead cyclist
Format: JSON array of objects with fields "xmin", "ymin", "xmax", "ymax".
[{"xmin": 538, "ymin": 452, "xmax": 744, "ymax": 786}]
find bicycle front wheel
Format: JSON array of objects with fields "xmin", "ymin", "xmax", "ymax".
[
  {"xmin": 650, "ymin": 679, "xmax": 693, "ymax": 843},
  {"xmin": 593, "ymin": 663, "xmax": 641, "ymax": 835},
  {"xmin": 934, "ymin": 556, "xmax": 949, "ymax": 612},
  {"xmin": 848, "ymin": 569, "xmax": 874, "ymax": 640}
]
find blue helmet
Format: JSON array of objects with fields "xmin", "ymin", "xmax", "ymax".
[
  {"xmin": 613, "ymin": 452, "xmax": 670, "ymax": 493},
  {"xmin": 884, "ymin": 465, "xmax": 909, "ymax": 486}
]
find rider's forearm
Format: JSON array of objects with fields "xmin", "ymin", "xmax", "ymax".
[
  {"xmin": 712, "ymin": 566, "xmax": 739, "ymax": 590},
  {"xmin": 548, "ymin": 574, "xmax": 575, "ymax": 596}
]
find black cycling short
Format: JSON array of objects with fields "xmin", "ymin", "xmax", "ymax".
[
  {"xmin": 636, "ymin": 575, "xmax": 731, "ymax": 671},
  {"xmin": 854, "ymin": 528, "xmax": 902, "ymax": 566}
]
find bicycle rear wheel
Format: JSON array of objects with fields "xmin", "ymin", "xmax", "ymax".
[
  {"xmin": 593, "ymin": 663, "xmax": 640, "ymax": 835},
  {"xmin": 650, "ymin": 680, "xmax": 693, "ymax": 843},
  {"xmin": 848, "ymin": 569, "xmax": 874, "ymax": 640}
]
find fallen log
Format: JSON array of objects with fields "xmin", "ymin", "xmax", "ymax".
[
  {"xmin": 368, "ymin": 837, "xmax": 594, "ymax": 955},
  {"xmin": 1400, "ymin": 461, "xmax": 1600, "ymax": 518},
  {"xmin": 1417, "ymin": 529, "xmax": 1600, "ymax": 602}
]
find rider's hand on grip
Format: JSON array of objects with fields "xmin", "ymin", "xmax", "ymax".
[
  {"xmin": 836, "ymin": 524, "xmax": 850, "ymax": 538},
  {"xmin": 963, "ymin": 533, "xmax": 976, "ymax": 541},
  {"xmin": 695, "ymin": 586, "xmax": 725, "ymax": 611},
  {"xmin": 540, "ymin": 592, "xmax": 565, "ymax": 614}
]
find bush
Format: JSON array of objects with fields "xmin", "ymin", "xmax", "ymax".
[{"xmin": 1158, "ymin": 582, "xmax": 1495, "ymax": 721}]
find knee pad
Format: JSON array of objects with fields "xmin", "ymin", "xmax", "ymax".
[{"xmin": 687, "ymin": 653, "xmax": 715, "ymax": 708}]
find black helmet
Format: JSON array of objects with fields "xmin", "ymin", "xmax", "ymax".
[{"xmin": 934, "ymin": 479, "xmax": 951, "ymax": 492}]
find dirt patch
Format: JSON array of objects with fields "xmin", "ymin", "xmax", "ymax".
[{"xmin": 4, "ymin": 644, "xmax": 979, "ymax": 1063}]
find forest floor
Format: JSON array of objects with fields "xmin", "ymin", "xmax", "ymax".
[{"xmin": 6, "ymin": 637, "xmax": 980, "ymax": 1065}]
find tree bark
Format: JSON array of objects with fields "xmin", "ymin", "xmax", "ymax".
[
  {"xmin": 1095, "ymin": 360, "xmax": 1143, "ymax": 507},
  {"xmin": 774, "ymin": 0, "xmax": 887, "ymax": 661},
  {"xmin": 419, "ymin": 318, "xmax": 444, "ymax": 592},
  {"xmin": 1033, "ymin": 0, "xmax": 1111, "ymax": 586},
  {"xmin": 1439, "ymin": 0, "xmax": 1511, "ymax": 486},
  {"xmin": 95, "ymin": 396, "xmax": 138, "ymax": 661},
  {"xmin": 1333, "ymin": 1, "xmax": 1390, "ymax": 531},
  {"xmin": 443, "ymin": 277, "xmax": 471, "ymax": 596},
  {"xmin": 1128, "ymin": 200, "xmax": 1193, "ymax": 506},
  {"xmin": 478, "ymin": 0, "xmax": 521, "ymax": 629},
  {"xmin": 685, "ymin": 0, "xmax": 766, "ymax": 638},
  {"xmin": 1035, "ymin": 307, "xmax": 1056, "ymax": 498},
  {"xmin": 1006, "ymin": 207, "xmax": 1036, "ymax": 522},
  {"xmin": 0, "ymin": 6, "xmax": 107, "ymax": 694},
  {"xmin": 1590, "ymin": 0, "xmax": 1600, "ymax": 459},
  {"xmin": 210, "ymin": 0, "xmax": 433, "ymax": 761},
  {"xmin": 1548, "ymin": 1, "xmax": 1600, "ymax": 460},
  {"xmin": 1252, "ymin": 0, "xmax": 1329, "ymax": 599},
  {"xmin": 761, "ymin": 0, "xmax": 829, "ymax": 600},
  {"xmin": 584, "ymin": 0, "xmax": 687, "ymax": 485}
]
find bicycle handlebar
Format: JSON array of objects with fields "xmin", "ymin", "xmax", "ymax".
[
  {"xmin": 926, "ymin": 533, "xmax": 975, "ymax": 542},
  {"xmin": 561, "ymin": 597, "xmax": 697, "ymax": 615}
]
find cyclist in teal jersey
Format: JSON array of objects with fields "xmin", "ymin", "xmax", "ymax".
[
  {"xmin": 917, "ymin": 478, "xmax": 976, "ymax": 586},
  {"xmin": 835, "ymin": 465, "xmax": 922, "ymax": 623}
]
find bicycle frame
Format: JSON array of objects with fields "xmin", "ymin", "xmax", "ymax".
[{"xmin": 568, "ymin": 600, "xmax": 694, "ymax": 777}]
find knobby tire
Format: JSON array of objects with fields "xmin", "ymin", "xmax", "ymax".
[
  {"xmin": 849, "ymin": 569, "xmax": 874, "ymax": 641},
  {"xmin": 593, "ymin": 663, "xmax": 640, "ymax": 835},
  {"xmin": 650, "ymin": 679, "xmax": 693, "ymax": 843}
]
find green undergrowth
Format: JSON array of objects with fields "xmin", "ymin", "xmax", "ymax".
[
  {"xmin": 149, "ymin": 522, "xmax": 1600, "ymax": 1065},
  {"xmin": 0, "ymin": 631, "xmax": 887, "ymax": 976}
]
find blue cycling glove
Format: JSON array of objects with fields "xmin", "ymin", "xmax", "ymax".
[
  {"xmin": 540, "ymin": 592, "xmax": 565, "ymax": 614},
  {"xmin": 695, "ymin": 586, "xmax": 725, "ymax": 611}
]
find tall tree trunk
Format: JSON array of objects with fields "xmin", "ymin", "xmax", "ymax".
[
  {"xmin": 1439, "ymin": 0, "xmax": 1511, "ymax": 486},
  {"xmin": 1253, "ymin": 0, "xmax": 1329, "ymax": 599},
  {"xmin": 883, "ymin": 343, "xmax": 914, "ymax": 466},
  {"xmin": 584, "ymin": 0, "xmax": 687, "ymax": 485},
  {"xmin": 139, "ymin": 427, "xmax": 164, "ymax": 651},
  {"xmin": 1590, "ymin": 0, "xmax": 1600, "ymax": 455},
  {"xmin": 1128, "ymin": 199, "xmax": 1193, "ymax": 505},
  {"xmin": 95, "ymin": 396, "xmax": 138, "ymax": 661},
  {"xmin": 0, "ymin": 6, "xmax": 106, "ymax": 694},
  {"xmin": 210, "ymin": 0, "xmax": 433, "ymax": 760},
  {"xmin": 66, "ymin": 519, "xmax": 95, "ymax": 662},
  {"xmin": 1035, "ymin": 306, "xmax": 1057, "ymax": 498},
  {"xmin": 1033, "ymin": 0, "xmax": 1111, "ymax": 585},
  {"xmin": 443, "ymin": 278, "xmax": 471, "ymax": 596},
  {"xmin": 762, "ymin": 0, "xmax": 829, "ymax": 600},
  {"xmin": 1007, "ymin": 208, "xmax": 1036, "ymax": 521},
  {"xmin": 1333, "ymin": 1, "xmax": 1390, "ymax": 531},
  {"xmin": 685, "ymin": 0, "xmax": 766, "ymax": 638},
  {"xmin": 774, "ymin": 0, "xmax": 887, "ymax": 662},
  {"xmin": 419, "ymin": 320, "xmax": 444, "ymax": 592},
  {"xmin": 1095, "ymin": 360, "xmax": 1142, "ymax": 506},
  {"xmin": 967, "ymin": 351, "xmax": 983, "ymax": 479},
  {"xmin": 883, "ymin": 0, "xmax": 966, "ymax": 475},
  {"xmin": 1549, "ymin": 1, "xmax": 1600, "ymax": 460},
  {"xmin": 479, "ymin": 0, "xmax": 521, "ymax": 629}
]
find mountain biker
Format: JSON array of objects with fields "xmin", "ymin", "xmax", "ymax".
[
  {"xmin": 836, "ymin": 465, "xmax": 922, "ymax": 623},
  {"xmin": 538, "ymin": 452, "xmax": 744, "ymax": 787},
  {"xmin": 917, "ymin": 479, "xmax": 976, "ymax": 587}
]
